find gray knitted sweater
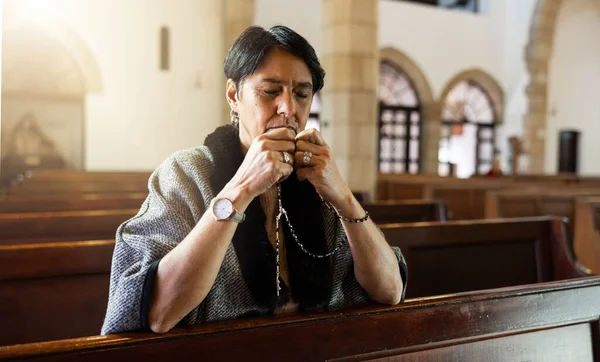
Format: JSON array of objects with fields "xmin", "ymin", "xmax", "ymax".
[{"xmin": 101, "ymin": 141, "xmax": 407, "ymax": 335}]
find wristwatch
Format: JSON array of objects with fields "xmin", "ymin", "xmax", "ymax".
[{"xmin": 210, "ymin": 197, "xmax": 245, "ymax": 223}]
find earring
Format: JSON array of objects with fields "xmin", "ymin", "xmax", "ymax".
[{"xmin": 230, "ymin": 109, "xmax": 239, "ymax": 125}]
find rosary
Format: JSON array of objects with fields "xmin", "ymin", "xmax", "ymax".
[{"xmin": 274, "ymin": 183, "xmax": 370, "ymax": 296}]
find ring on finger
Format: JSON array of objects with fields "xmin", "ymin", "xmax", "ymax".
[
  {"xmin": 303, "ymin": 151, "xmax": 313, "ymax": 166},
  {"xmin": 282, "ymin": 151, "xmax": 291, "ymax": 164}
]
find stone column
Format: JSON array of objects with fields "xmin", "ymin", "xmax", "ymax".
[
  {"xmin": 222, "ymin": 0, "xmax": 255, "ymax": 124},
  {"xmin": 523, "ymin": 0, "xmax": 563, "ymax": 173},
  {"xmin": 421, "ymin": 101, "xmax": 442, "ymax": 175},
  {"xmin": 321, "ymin": 0, "xmax": 379, "ymax": 199}
]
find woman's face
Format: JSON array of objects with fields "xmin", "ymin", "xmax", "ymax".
[{"xmin": 227, "ymin": 48, "xmax": 314, "ymax": 152}]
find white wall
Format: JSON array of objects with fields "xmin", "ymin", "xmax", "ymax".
[
  {"xmin": 546, "ymin": 0, "xmax": 600, "ymax": 175},
  {"xmin": 3, "ymin": 0, "xmax": 224, "ymax": 171},
  {"xmin": 379, "ymin": 0, "xmax": 504, "ymax": 98},
  {"xmin": 254, "ymin": 0, "xmax": 322, "ymax": 55}
]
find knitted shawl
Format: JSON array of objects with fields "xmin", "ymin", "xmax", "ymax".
[{"xmin": 101, "ymin": 125, "xmax": 407, "ymax": 335}]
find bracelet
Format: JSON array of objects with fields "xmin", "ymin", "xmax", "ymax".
[{"xmin": 321, "ymin": 198, "xmax": 370, "ymax": 223}]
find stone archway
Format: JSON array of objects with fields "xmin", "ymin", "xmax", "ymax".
[
  {"xmin": 523, "ymin": 0, "xmax": 563, "ymax": 173},
  {"xmin": 380, "ymin": 47, "xmax": 438, "ymax": 173},
  {"xmin": 1, "ymin": 21, "xmax": 103, "ymax": 171},
  {"xmin": 439, "ymin": 69, "xmax": 504, "ymax": 123}
]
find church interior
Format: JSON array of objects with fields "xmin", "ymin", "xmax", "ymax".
[{"xmin": 2, "ymin": 0, "xmax": 600, "ymax": 360}]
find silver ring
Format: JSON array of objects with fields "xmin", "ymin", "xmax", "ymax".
[
  {"xmin": 282, "ymin": 152, "xmax": 291, "ymax": 164},
  {"xmin": 303, "ymin": 151, "xmax": 313, "ymax": 166}
]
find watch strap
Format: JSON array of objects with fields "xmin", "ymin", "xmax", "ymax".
[{"xmin": 229, "ymin": 210, "xmax": 245, "ymax": 223}]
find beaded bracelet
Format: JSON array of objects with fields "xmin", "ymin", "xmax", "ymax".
[{"xmin": 321, "ymin": 198, "xmax": 370, "ymax": 223}]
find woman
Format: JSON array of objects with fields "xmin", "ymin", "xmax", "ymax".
[{"xmin": 101, "ymin": 25, "xmax": 407, "ymax": 335}]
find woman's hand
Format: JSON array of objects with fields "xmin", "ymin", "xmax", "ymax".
[
  {"xmin": 229, "ymin": 127, "xmax": 296, "ymax": 199},
  {"xmin": 294, "ymin": 128, "xmax": 352, "ymax": 208}
]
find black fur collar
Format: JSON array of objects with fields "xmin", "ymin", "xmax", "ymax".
[{"xmin": 204, "ymin": 124, "xmax": 332, "ymax": 313}]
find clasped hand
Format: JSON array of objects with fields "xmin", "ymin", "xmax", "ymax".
[{"xmin": 231, "ymin": 127, "xmax": 351, "ymax": 207}]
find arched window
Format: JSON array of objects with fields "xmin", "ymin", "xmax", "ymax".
[
  {"xmin": 439, "ymin": 80, "xmax": 496, "ymax": 178},
  {"xmin": 306, "ymin": 92, "xmax": 321, "ymax": 131},
  {"xmin": 378, "ymin": 60, "xmax": 421, "ymax": 174}
]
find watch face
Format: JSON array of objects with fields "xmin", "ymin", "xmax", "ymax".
[{"xmin": 213, "ymin": 198, "xmax": 233, "ymax": 220}]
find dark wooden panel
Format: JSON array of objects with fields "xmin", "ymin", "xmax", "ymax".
[
  {"xmin": 362, "ymin": 200, "xmax": 447, "ymax": 224},
  {"xmin": 574, "ymin": 197, "xmax": 600, "ymax": 274},
  {"xmin": 366, "ymin": 323, "xmax": 593, "ymax": 362},
  {"xmin": 380, "ymin": 217, "xmax": 590, "ymax": 298},
  {"xmin": 0, "ymin": 209, "xmax": 136, "ymax": 245},
  {"xmin": 0, "ymin": 241, "xmax": 114, "ymax": 345},
  {"xmin": 0, "ymin": 240, "xmax": 114, "ymax": 280},
  {"xmin": 0, "ymin": 274, "xmax": 109, "ymax": 346},
  {"xmin": 8, "ymin": 180, "xmax": 148, "ymax": 196},
  {"xmin": 0, "ymin": 195, "xmax": 145, "ymax": 213},
  {"xmin": 2, "ymin": 278, "xmax": 600, "ymax": 361}
]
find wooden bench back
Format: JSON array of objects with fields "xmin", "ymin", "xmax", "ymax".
[
  {"xmin": 0, "ymin": 194, "xmax": 146, "ymax": 213},
  {"xmin": 574, "ymin": 197, "xmax": 600, "ymax": 274},
  {"xmin": 484, "ymin": 188, "xmax": 600, "ymax": 220},
  {"xmin": 362, "ymin": 200, "xmax": 447, "ymax": 223},
  {"xmin": 2, "ymin": 277, "xmax": 599, "ymax": 361},
  {"xmin": 0, "ymin": 209, "xmax": 136, "ymax": 245},
  {"xmin": 7, "ymin": 180, "xmax": 149, "ymax": 196},
  {"xmin": 380, "ymin": 216, "xmax": 590, "ymax": 298},
  {"xmin": 0, "ymin": 240, "xmax": 114, "ymax": 346}
]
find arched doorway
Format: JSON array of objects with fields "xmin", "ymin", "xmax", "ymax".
[
  {"xmin": 439, "ymin": 80, "xmax": 497, "ymax": 177},
  {"xmin": 2, "ymin": 29, "xmax": 86, "ymax": 172},
  {"xmin": 1, "ymin": 16, "xmax": 102, "ymax": 177},
  {"xmin": 438, "ymin": 69, "xmax": 504, "ymax": 178},
  {"xmin": 378, "ymin": 60, "xmax": 422, "ymax": 174}
]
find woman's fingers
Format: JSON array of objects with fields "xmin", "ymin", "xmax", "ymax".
[{"xmin": 295, "ymin": 128, "xmax": 326, "ymax": 146}]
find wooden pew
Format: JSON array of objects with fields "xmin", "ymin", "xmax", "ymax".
[
  {"xmin": 0, "ymin": 209, "xmax": 137, "ymax": 245},
  {"xmin": 2, "ymin": 277, "xmax": 600, "ymax": 361},
  {"xmin": 574, "ymin": 196, "xmax": 600, "ymax": 274},
  {"xmin": 381, "ymin": 216, "xmax": 590, "ymax": 298},
  {"xmin": 20, "ymin": 170, "xmax": 151, "ymax": 181},
  {"xmin": 362, "ymin": 200, "xmax": 447, "ymax": 223},
  {"xmin": 0, "ymin": 240, "xmax": 113, "ymax": 346},
  {"xmin": 0, "ymin": 193, "xmax": 147, "ymax": 213},
  {"xmin": 376, "ymin": 174, "xmax": 600, "ymax": 220},
  {"xmin": 484, "ymin": 188, "xmax": 600, "ymax": 221},
  {"xmin": 4, "ymin": 170, "xmax": 151, "ymax": 198},
  {"xmin": 6, "ymin": 180, "xmax": 149, "ymax": 197},
  {"xmin": 484, "ymin": 188, "xmax": 600, "ymax": 246},
  {"xmin": 1, "ymin": 216, "xmax": 587, "ymax": 346}
]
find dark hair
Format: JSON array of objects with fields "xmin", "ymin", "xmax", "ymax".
[{"xmin": 224, "ymin": 25, "xmax": 325, "ymax": 94}]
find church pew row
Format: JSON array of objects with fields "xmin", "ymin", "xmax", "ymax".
[
  {"xmin": 0, "ymin": 193, "xmax": 147, "ymax": 213},
  {"xmin": 0, "ymin": 240, "xmax": 113, "ymax": 346},
  {"xmin": 0, "ymin": 216, "xmax": 590, "ymax": 346},
  {"xmin": 483, "ymin": 188, "xmax": 600, "ymax": 267},
  {"xmin": 2, "ymin": 277, "xmax": 600, "ymax": 361},
  {"xmin": 18, "ymin": 170, "xmax": 152, "ymax": 181},
  {"xmin": 5, "ymin": 180, "xmax": 149, "ymax": 197},
  {"xmin": 574, "ymin": 197, "xmax": 600, "ymax": 274},
  {"xmin": 381, "ymin": 216, "xmax": 590, "ymax": 298},
  {"xmin": 0, "ymin": 209, "xmax": 137, "ymax": 245},
  {"xmin": 362, "ymin": 200, "xmax": 447, "ymax": 223},
  {"xmin": 0, "ymin": 201, "xmax": 447, "ymax": 245},
  {"xmin": 376, "ymin": 178, "xmax": 525, "ymax": 220},
  {"xmin": 484, "ymin": 188, "xmax": 600, "ymax": 222},
  {"xmin": 376, "ymin": 174, "xmax": 600, "ymax": 220}
]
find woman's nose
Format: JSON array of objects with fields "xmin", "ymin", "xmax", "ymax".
[{"xmin": 277, "ymin": 91, "xmax": 296, "ymax": 117}]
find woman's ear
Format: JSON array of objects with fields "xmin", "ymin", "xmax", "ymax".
[{"xmin": 226, "ymin": 79, "xmax": 238, "ymax": 110}]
